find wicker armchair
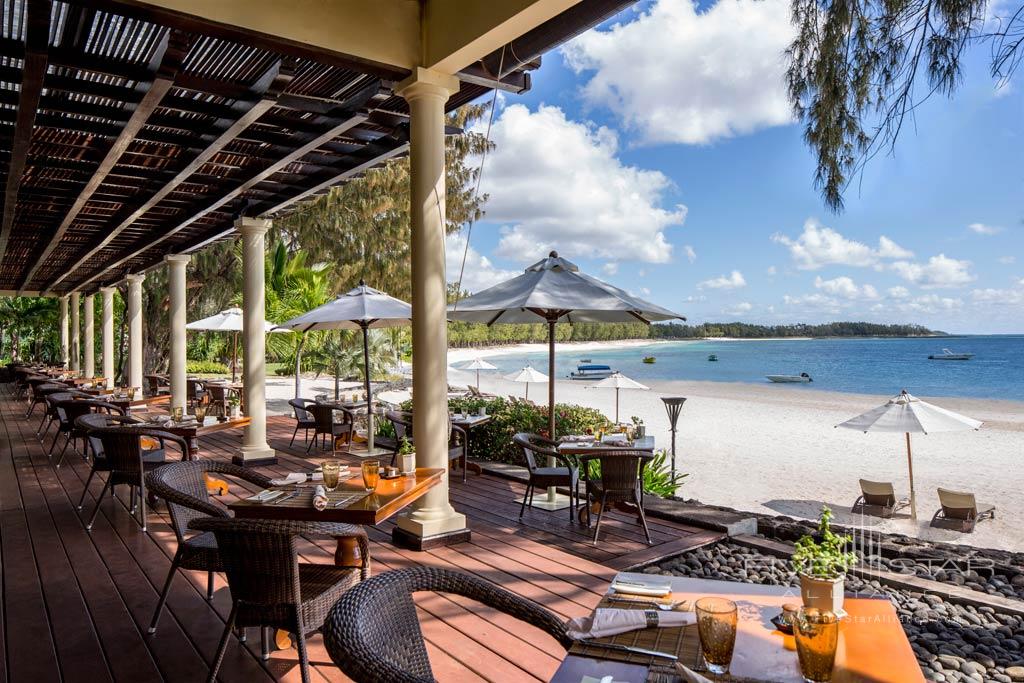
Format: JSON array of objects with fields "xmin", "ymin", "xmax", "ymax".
[
  {"xmin": 204, "ymin": 383, "xmax": 232, "ymax": 417},
  {"xmin": 384, "ymin": 410, "xmax": 467, "ymax": 476},
  {"xmin": 52, "ymin": 398, "xmax": 123, "ymax": 467},
  {"xmin": 323, "ymin": 567, "xmax": 572, "ymax": 683},
  {"xmin": 31, "ymin": 383, "xmax": 70, "ymax": 433},
  {"xmin": 145, "ymin": 374, "xmax": 170, "ymax": 397},
  {"xmin": 41, "ymin": 390, "xmax": 91, "ymax": 443},
  {"xmin": 306, "ymin": 402, "xmax": 354, "ymax": 452},
  {"xmin": 74, "ymin": 412, "xmax": 144, "ymax": 511},
  {"xmin": 188, "ymin": 517, "xmax": 370, "ymax": 683},
  {"xmin": 287, "ymin": 398, "xmax": 317, "ymax": 448},
  {"xmin": 145, "ymin": 461, "xmax": 275, "ymax": 634},
  {"xmin": 579, "ymin": 450, "xmax": 655, "ymax": 545},
  {"xmin": 82, "ymin": 424, "xmax": 188, "ymax": 532},
  {"xmin": 186, "ymin": 378, "xmax": 206, "ymax": 404},
  {"xmin": 512, "ymin": 432, "xmax": 579, "ymax": 523}
]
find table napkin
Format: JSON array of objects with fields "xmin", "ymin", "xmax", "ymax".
[
  {"xmin": 566, "ymin": 608, "xmax": 695, "ymax": 639},
  {"xmin": 271, "ymin": 472, "xmax": 323, "ymax": 486},
  {"xmin": 674, "ymin": 664, "xmax": 713, "ymax": 683},
  {"xmin": 312, "ymin": 485, "xmax": 329, "ymax": 511}
]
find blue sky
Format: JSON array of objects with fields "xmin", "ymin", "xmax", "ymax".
[{"xmin": 448, "ymin": 0, "xmax": 1023, "ymax": 334}]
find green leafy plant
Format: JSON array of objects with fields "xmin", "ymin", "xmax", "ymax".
[
  {"xmin": 791, "ymin": 506, "xmax": 858, "ymax": 579},
  {"xmin": 227, "ymin": 393, "xmax": 241, "ymax": 407},
  {"xmin": 397, "ymin": 437, "xmax": 414, "ymax": 456},
  {"xmin": 186, "ymin": 360, "xmax": 231, "ymax": 375}
]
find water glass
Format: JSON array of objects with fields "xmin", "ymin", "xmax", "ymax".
[
  {"xmin": 322, "ymin": 461, "xmax": 341, "ymax": 491},
  {"xmin": 171, "ymin": 406, "xmax": 184, "ymax": 422},
  {"xmin": 194, "ymin": 405, "xmax": 207, "ymax": 423},
  {"xmin": 794, "ymin": 609, "xmax": 839, "ymax": 682},
  {"xmin": 361, "ymin": 460, "xmax": 380, "ymax": 492},
  {"xmin": 695, "ymin": 597, "xmax": 738, "ymax": 675},
  {"xmin": 127, "ymin": 387, "xmax": 137, "ymax": 400}
]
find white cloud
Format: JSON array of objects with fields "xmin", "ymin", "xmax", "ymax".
[
  {"xmin": 898, "ymin": 294, "xmax": 963, "ymax": 314},
  {"xmin": 814, "ymin": 275, "xmax": 879, "ymax": 300},
  {"xmin": 684, "ymin": 245, "xmax": 697, "ymax": 264},
  {"xmin": 563, "ymin": 0, "xmax": 794, "ymax": 145},
  {"xmin": 480, "ymin": 104, "xmax": 686, "ymax": 264},
  {"xmin": 994, "ymin": 80, "xmax": 1013, "ymax": 98},
  {"xmin": 725, "ymin": 302, "xmax": 753, "ymax": 315},
  {"xmin": 971, "ymin": 287, "xmax": 1024, "ymax": 305},
  {"xmin": 886, "ymin": 286, "xmax": 910, "ymax": 300},
  {"xmin": 698, "ymin": 270, "xmax": 746, "ymax": 290},
  {"xmin": 602, "ymin": 262, "xmax": 619, "ymax": 276},
  {"xmin": 766, "ymin": 266, "xmax": 777, "ymax": 276},
  {"xmin": 771, "ymin": 219, "xmax": 912, "ymax": 270},
  {"xmin": 890, "ymin": 254, "xmax": 975, "ymax": 289},
  {"xmin": 445, "ymin": 234, "xmax": 516, "ymax": 293},
  {"xmin": 968, "ymin": 222, "xmax": 1002, "ymax": 235},
  {"xmin": 998, "ymin": 256, "xmax": 1016, "ymax": 265},
  {"xmin": 782, "ymin": 293, "xmax": 843, "ymax": 315}
]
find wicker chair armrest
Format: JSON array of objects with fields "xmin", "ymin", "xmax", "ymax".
[
  {"xmin": 90, "ymin": 400, "xmax": 126, "ymax": 415},
  {"xmin": 196, "ymin": 460, "xmax": 275, "ymax": 489},
  {"xmin": 145, "ymin": 470, "xmax": 229, "ymax": 519},
  {"xmin": 122, "ymin": 428, "xmax": 190, "ymax": 459}
]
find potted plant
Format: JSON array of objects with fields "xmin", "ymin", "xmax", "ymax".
[
  {"xmin": 791, "ymin": 506, "xmax": 857, "ymax": 614},
  {"xmin": 227, "ymin": 393, "xmax": 241, "ymax": 419},
  {"xmin": 397, "ymin": 436, "xmax": 416, "ymax": 476}
]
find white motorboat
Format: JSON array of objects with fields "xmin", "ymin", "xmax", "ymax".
[
  {"xmin": 766, "ymin": 372, "xmax": 813, "ymax": 383},
  {"xmin": 570, "ymin": 363, "xmax": 615, "ymax": 380},
  {"xmin": 928, "ymin": 348, "xmax": 974, "ymax": 361}
]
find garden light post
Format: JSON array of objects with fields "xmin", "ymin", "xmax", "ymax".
[{"xmin": 662, "ymin": 397, "xmax": 686, "ymax": 481}]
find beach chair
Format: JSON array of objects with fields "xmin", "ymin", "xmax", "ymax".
[
  {"xmin": 930, "ymin": 488, "xmax": 996, "ymax": 533},
  {"xmin": 851, "ymin": 479, "xmax": 910, "ymax": 518}
]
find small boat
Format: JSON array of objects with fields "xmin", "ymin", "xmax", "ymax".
[
  {"xmin": 570, "ymin": 364, "xmax": 615, "ymax": 380},
  {"xmin": 642, "ymin": 356, "xmax": 656, "ymax": 364},
  {"xmin": 707, "ymin": 354, "xmax": 718, "ymax": 362},
  {"xmin": 928, "ymin": 348, "xmax": 974, "ymax": 361},
  {"xmin": 580, "ymin": 358, "xmax": 592, "ymax": 363},
  {"xmin": 766, "ymin": 372, "xmax": 813, "ymax": 383}
]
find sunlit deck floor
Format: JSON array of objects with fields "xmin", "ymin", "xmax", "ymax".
[{"xmin": 0, "ymin": 391, "xmax": 721, "ymax": 682}]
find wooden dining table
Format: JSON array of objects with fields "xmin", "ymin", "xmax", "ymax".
[
  {"xmin": 551, "ymin": 573, "xmax": 924, "ymax": 683},
  {"xmin": 451, "ymin": 413, "xmax": 491, "ymax": 481}
]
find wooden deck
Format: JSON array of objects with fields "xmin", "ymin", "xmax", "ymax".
[{"xmin": 0, "ymin": 392, "xmax": 722, "ymax": 682}]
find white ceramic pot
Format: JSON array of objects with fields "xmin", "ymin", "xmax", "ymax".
[
  {"xmin": 401, "ymin": 452, "xmax": 416, "ymax": 476},
  {"xmin": 799, "ymin": 573, "xmax": 845, "ymax": 614}
]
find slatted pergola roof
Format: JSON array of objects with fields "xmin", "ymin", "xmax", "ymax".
[{"xmin": 0, "ymin": 0, "xmax": 630, "ymax": 297}]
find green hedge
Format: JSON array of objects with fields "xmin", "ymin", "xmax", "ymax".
[{"xmin": 186, "ymin": 360, "xmax": 231, "ymax": 374}]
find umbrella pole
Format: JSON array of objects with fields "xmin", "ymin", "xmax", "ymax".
[
  {"xmin": 906, "ymin": 432, "xmax": 917, "ymax": 520},
  {"xmin": 231, "ymin": 332, "xmax": 238, "ymax": 383},
  {"xmin": 476, "ymin": 368, "xmax": 480, "ymax": 390},
  {"xmin": 546, "ymin": 319, "xmax": 557, "ymax": 504},
  {"xmin": 615, "ymin": 388, "xmax": 620, "ymax": 424},
  {"xmin": 362, "ymin": 324, "xmax": 374, "ymax": 452}
]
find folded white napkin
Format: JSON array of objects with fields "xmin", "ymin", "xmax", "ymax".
[
  {"xmin": 610, "ymin": 579, "xmax": 672, "ymax": 597},
  {"xmin": 674, "ymin": 663, "xmax": 713, "ymax": 683},
  {"xmin": 270, "ymin": 472, "xmax": 323, "ymax": 486},
  {"xmin": 566, "ymin": 608, "xmax": 695, "ymax": 639},
  {"xmin": 312, "ymin": 485, "xmax": 329, "ymax": 511}
]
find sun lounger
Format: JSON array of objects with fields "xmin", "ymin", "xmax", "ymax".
[
  {"xmin": 930, "ymin": 488, "xmax": 996, "ymax": 533},
  {"xmin": 466, "ymin": 385, "xmax": 496, "ymax": 398},
  {"xmin": 851, "ymin": 479, "xmax": 911, "ymax": 518}
]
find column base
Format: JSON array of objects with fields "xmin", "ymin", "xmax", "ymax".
[
  {"xmin": 233, "ymin": 444, "xmax": 277, "ymax": 467},
  {"xmin": 392, "ymin": 525, "xmax": 471, "ymax": 551},
  {"xmin": 522, "ymin": 492, "xmax": 573, "ymax": 511}
]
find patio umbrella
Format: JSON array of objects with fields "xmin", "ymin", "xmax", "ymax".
[
  {"xmin": 463, "ymin": 357, "xmax": 497, "ymax": 389},
  {"xmin": 505, "ymin": 365, "xmax": 548, "ymax": 400},
  {"xmin": 186, "ymin": 308, "xmax": 288, "ymax": 381},
  {"xmin": 277, "ymin": 281, "xmax": 411, "ymax": 452},
  {"xmin": 593, "ymin": 372, "xmax": 648, "ymax": 423},
  {"xmin": 837, "ymin": 389, "xmax": 982, "ymax": 520}
]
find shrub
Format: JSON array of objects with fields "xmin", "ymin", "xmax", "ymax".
[
  {"xmin": 791, "ymin": 506, "xmax": 858, "ymax": 579},
  {"xmin": 186, "ymin": 360, "xmax": 231, "ymax": 375}
]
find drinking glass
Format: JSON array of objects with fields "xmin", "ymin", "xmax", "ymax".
[
  {"xmin": 361, "ymin": 460, "xmax": 380, "ymax": 492},
  {"xmin": 695, "ymin": 597, "xmax": 738, "ymax": 675},
  {"xmin": 127, "ymin": 387, "xmax": 137, "ymax": 400},
  {"xmin": 794, "ymin": 609, "xmax": 839, "ymax": 682},
  {"xmin": 171, "ymin": 406, "xmax": 184, "ymax": 422},
  {"xmin": 194, "ymin": 405, "xmax": 207, "ymax": 423},
  {"xmin": 322, "ymin": 461, "xmax": 341, "ymax": 491}
]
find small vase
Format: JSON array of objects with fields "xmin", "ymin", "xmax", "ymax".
[
  {"xmin": 401, "ymin": 452, "xmax": 416, "ymax": 476},
  {"xmin": 799, "ymin": 573, "xmax": 845, "ymax": 615}
]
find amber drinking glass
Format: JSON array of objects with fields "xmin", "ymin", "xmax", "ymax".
[
  {"xmin": 695, "ymin": 597, "xmax": 738, "ymax": 675},
  {"xmin": 794, "ymin": 609, "xmax": 839, "ymax": 682},
  {"xmin": 322, "ymin": 461, "xmax": 342, "ymax": 491},
  {"xmin": 127, "ymin": 387, "xmax": 137, "ymax": 400},
  {"xmin": 171, "ymin": 406, "xmax": 184, "ymax": 422},
  {"xmin": 361, "ymin": 460, "xmax": 380, "ymax": 492}
]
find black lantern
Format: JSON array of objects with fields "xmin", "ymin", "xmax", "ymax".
[{"xmin": 661, "ymin": 397, "xmax": 687, "ymax": 481}]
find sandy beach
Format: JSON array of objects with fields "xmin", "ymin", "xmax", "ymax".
[{"xmin": 446, "ymin": 340, "xmax": 1024, "ymax": 552}]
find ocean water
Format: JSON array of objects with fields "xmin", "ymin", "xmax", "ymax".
[{"xmin": 476, "ymin": 336, "xmax": 1024, "ymax": 402}]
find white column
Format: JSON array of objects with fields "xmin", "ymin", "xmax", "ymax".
[
  {"xmin": 165, "ymin": 254, "xmax": 190, "ymax": 412},
  {"xmin": 58, "ymin": 295, "xmax": 69, "ymax": 368},
  {"xmin": 394, "ymin": 68, "xmax": 467, "ymax": 545},
  {"xmin": 126, "ymin": 273, "xmax": 145, "ymax": 392},
  {"xmin": 69, "ymin": 292, "xmax": 81, "ymax": 372},
  {"xmin": 100, "ymin": 287, "xmax": 115, "ymax": 389},
  {"xmin": 235, "ymin": 216, "xmax": 275, "ymax": 465},
  {"xmin": 83, "ymin": 294, "xmax": 95, "ymax": 378}
]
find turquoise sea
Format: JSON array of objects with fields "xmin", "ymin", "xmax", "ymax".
[{"xmin": 478, "ymin": 336, "xmax": 1024, "ymax": 402}]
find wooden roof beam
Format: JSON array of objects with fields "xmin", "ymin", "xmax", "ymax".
[
  {"xmin": 47, "ymin": 60, "xmax": 297, "ymax": 293},
  {"xmin": 0, "ymin": 0, "xmax": 51, "ymax": 269},
  {"xmin": 19, "ymin": 30, "xmax": 191, "ymax": 294}
]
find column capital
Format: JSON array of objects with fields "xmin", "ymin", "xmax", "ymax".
[
  {"xmin": 396, "ymin": 67, "xmax": 459, "ymax": 103},
  {"xmin": 125, "ymin": 273, "xmax": 145, "ymax": 286},
  {"xmin": 99, "ymin": 285, "xmax": 117, "ymax": 295},
  {"xmin": 59, "ymin": 294, "xmax": 69, "ymax": 301},
  {"xmin": 84, "ymin": 292, "xmax": 94, "ymax": 301},
  {"xmin": 164, "ymin": 253, "xmax": 191, "ymax": 266},
  {"xmin": 70, "ymin": 291, "xmax": 80, "ymax": 301},
  {"xmin": 234, "ymin": 216, "xmax": 272, "ymax": 236}
]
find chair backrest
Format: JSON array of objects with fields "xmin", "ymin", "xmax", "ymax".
[
  {"xmin": 144, "ymin": 375, "xmax": 162, "ymax": 395},
  {"xmin": 54, "ymin": 398, "xmax": 105, "ymax": 429},
  {"xmin": 938, "ymin": 487, "xmax": 978, "ymax": 519},
  {"xmin": 581, "ymin": 450, "xmax": 653, "ymax": 493},
  {"xmin": 512, "ymin": 432, "xmax": 559, "ymax": 472},
  {"xmin": 76, "ymin": 412, "xmax": 131, "ymax": 460},
  {"xmin": 859, "ymin": 479, "xmax": 897, "ymax": 506},
  {"xmin": 322, "ymin": 567, "xmax": 571, "ymax": 683},
  {"xmin": 386, "ymin": 410, "xmax": 413, "ymax": 443},
  {"xmin": 205, "ymin": 384, "xmax": 228, "ymax": 401},
  {"xmin": 309, "ymin": 403, "xmax": 342, "ymax": 430},
  {"xmin": 146, "ymin": 461, "xmax": 231, "ymax": 542},
  {"xmin": 289, "ymin": 398, "xmax": 315, "ymax": 422},
  {"xmin": 93, "ymin": 425, "xmax": 185, "ymax": 479},
  {"xmin": 186, "ymin": 378, "xmax": 204, "ymax": 400}
]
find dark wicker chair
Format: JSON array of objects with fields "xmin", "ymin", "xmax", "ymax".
[
  {"xmin": 287, "ymin": 398, "xmax": 317, "ymax": 448},
  {"xmin": 52, "ymin": 398, "xmax": 122, "ymax": 467},
  {"xmin": 579, "ymin": 450, "xmax": 655, "ymax": 545},
  {"xmin": 384, "ymin": 410, "xmax": 467, "ymax": 477},
  {"xmin": 145, "ymin": 374, "xmax": 170, "ymax": 397},
  {"xmin": 82, "ymin": 424, "xmax": 187, "ymax": 532},
  {"xmin": 145, "ymin": 460, "xmax": 275, "ymax": 634},
  {"xmin": 512, "ymin": 432, "xmax": 579, "ymax": 523},
  {"xmin": 307, "ymin": 402, "xmax": 354, "ymax": 452},
  {"xmin": 186, "ymin": 378, "xmax": 206, "ymax": 404},
  {"xmin": 188, "ymin": 517, "xmax": 371, "ymax": 683},
  {"xmin": 323, "ymin": 567, "xmax": 572, "ymax": 683},
  {"xmin": 204, "ymin": 383, "xmax": 232, "ymax": 417},
  {"xmin": 75, "ymin": 412, "xmax": 149, "ymax": 511},
  {"xmin": 30, "ymin": 383, "xmax": 70, "ymax": 433},
  {"xmin": 41, "ymin": 389, "xmax": 91, "ymax": 443}
]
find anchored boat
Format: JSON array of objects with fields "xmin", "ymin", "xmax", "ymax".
[
  {"xmin": 707, "ymin": 354, "xmax": 718, "ymax": 362},
  {"xmin": 642, "ymin": 356, "xmax": 656, "ymax": 364},
  {"xmin": 766, "ymin": 372, "xmax": 813, "ymax": 383},
  {"xmin": 928, "ymin": 348, "xmax": 974, "ymax": 361},
  {"xmin": 570, "ymin": 363, "xmax": 615, "ymax": 380}
]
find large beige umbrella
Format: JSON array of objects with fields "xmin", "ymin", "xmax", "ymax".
[
  {"xmin": 837, "ymin": 390, "xmax": 982, "ymax": 520},
  {"xmin": 186, "ymin": 308, "xmax": 288, "ymax": 381},
  {"xmin": 593, "ymin": 371, "xmax": 648, "ymax": 423},
  {"xmin": 506, "ymin": 365, "xmax": 548, "ymax": 400},
  {"xmin": 463, "ymin": 358, "xmax": 497, "ymax": 389}
]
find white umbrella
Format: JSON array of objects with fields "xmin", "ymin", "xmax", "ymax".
[
  {"xmin": 186, "ymin": 307, "xmax": 289, "ymax": 381},
  {"xmin": 278, "ymin": 281, "xmax": 412, "ymax": 451},
  {"xmin": 837, "ymin": 389, "xmax": 982, "ymax": 520},
  {"xmin": 462, "ymin": 357, "xmax": 497, "ymax": 390},
  {"xmin": 593, "ymin": 372, "xmax": 649, "ymax": 423},
  {"xmin": 506, "ymin": 366, "xmax": 548, "ymax": 400}
]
